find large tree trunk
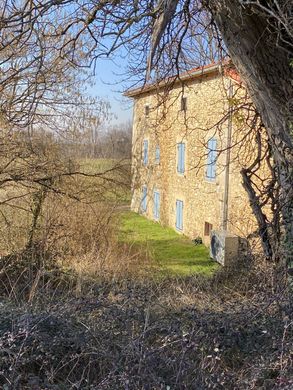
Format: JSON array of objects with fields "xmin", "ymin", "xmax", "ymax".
[{"xmin": 209, "ymin": 1, "xmax": 293, "ymax": 275}]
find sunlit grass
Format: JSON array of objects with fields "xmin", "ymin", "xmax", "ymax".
[
  {"xmin": 79, "ymin": 158, "xmax": 120, "ymax": 173},
  {"xmin": 119, "ymin": 211, "xmax": 219, "ymax": 277}
]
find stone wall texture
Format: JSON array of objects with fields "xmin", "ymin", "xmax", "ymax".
[{"xmin": 130, "ymin": 70, "xmax": 264, "ymax": 244}]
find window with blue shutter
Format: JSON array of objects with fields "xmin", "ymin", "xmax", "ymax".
[
  {"xmin": 153, "ymin": 190, "xmax": 160, "ymax": 220},
  {"xmin": 177, "ymin": 142, "xmax": 185, "ymax": 174},
  {"xmin": 175, "ymin": 199, "xmax": 183, "ymax": 231},
  {"xmin": 143, "ymin": 140, "xmax": 148, "ymax": 165},
  {"xmin": 155, "ymin": 145, "xmax": 160, "ymax": 164},
  {"xmin": 206, "ymin": 138, "xmax": 217, "ymax": 180},
  {"xmin": 141, "ymin": 186, "xmax": 147, "ymax": 212}
]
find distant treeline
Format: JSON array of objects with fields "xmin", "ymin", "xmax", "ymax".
[{"xmin": 58, "ymin": 121, "xmax": 132, "ymax": 160}]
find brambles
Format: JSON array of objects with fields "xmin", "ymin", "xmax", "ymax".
[{"xmin": 0, "ymin": 265, "xmax": 292, "ymax": 389}]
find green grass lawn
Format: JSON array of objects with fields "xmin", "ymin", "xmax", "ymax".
[{"xmin": 119, "ymin": 211, "xmax": 219, "ymax": 277}]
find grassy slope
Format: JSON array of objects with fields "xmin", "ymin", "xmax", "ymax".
[{"xmin": 119, "ymin": 211, "xmax": 219, "ymax": 276}]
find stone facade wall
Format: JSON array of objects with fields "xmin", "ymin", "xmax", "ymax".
[{"xmin": 130, "ymin": 71, "xmax": 259, "ymax": 244}]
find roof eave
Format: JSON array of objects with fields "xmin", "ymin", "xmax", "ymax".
[{"xmin": 124, "ymin": 64, "xmax": 222, "ymax": 98}]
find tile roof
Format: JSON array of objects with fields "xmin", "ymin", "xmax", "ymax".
[{"xmin": 124, "ymin": 61, "xmax": 240, "ymax": 97}]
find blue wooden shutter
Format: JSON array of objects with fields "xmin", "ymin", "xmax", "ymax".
[
  {"xmin": 155, "ymin": 145, "xmax": 160, "ymax": 163},
  {"xmin": 154, "ymin": 190, "xmax": 160, "ymax": 219},
  {"xmin": 177, "ymin": 143, "xmax": 185, "ymax": 173},
  {"xmin": 143, "ymin": 140, "xmax": 148, "ymax": 165},
  {"xmin": 176, "ymin": 200, "xmax": 179, "ymax": 229},
  {"xmin": 176, "ymin": 200, "xmax": 183, "ymax": 230},
  {"xmin": 206, "ymin": 138, "xmax": 217, "ymax": 179},
  {"xmin": 210, "ymin": 138, "xmax": 217, "ymax": 178},
  {"xmin": 142, "ymin": 186, "xmax": 147, "ymax": 211},
  {"xmin": 207, "ymin": 145, "xmax": 212, "ymax": 178},
  {"xmin": 157, "ymin": 192, "xmax": 160, "ymax": 219},
  {"xmin": 182, "ymin": 143, "xmax": 185, "ymax": 173}
]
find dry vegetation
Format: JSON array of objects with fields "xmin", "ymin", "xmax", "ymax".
[
  {"xmin": 0, "ymin": 257, "xmax": 292, "ymax": 389},
  {"xmin": 0, "ymin": 178, "xmax": 292, "ymax": 388},
  {"xmin": 0, "ymin": 132, "xmax": 292, "ymax": 390}
]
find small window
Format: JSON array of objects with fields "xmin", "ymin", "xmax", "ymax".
[
  {"xmin": 175, "ymin": 199, "xmax": 184, "ymax": 231},
  {"xmin": 143, "ymin": 140, "xmax": 148, "ymax": 165},
  {"xmin": 206, "ymin": 138, "xmax": 217, "ymax": 180},
  {"xmin": 141, "ymin": 186, "xmax": 147, "ymax": 212},
  {"xmin": 153, "ymin": 190, "xmax": 160, "ymax": 220},
  {"xmin": 155, "ymin": 145, "xmax": 160, "ymax": 164},
  {"xmin": 181, "ymin": 96, "xmax": 187, "ymax": 112},
  {"xmin": 204, "ymin": 222, "xmax": 213, "ymax": 236},
  {"xmin": 145, "ymin": 105, "xmax": 150, "ymax": 117},
  {"xmin": 177, "ymin": 142, "xmax": 185, "ymax": 174}
]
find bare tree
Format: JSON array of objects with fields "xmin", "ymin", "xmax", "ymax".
[
  {"xmin": 56, "ymin": 95, "xmax": 112, "ymax": 158},
  {"xmin": 0, "ymin": 1, "xmax": 292, "ymax": 277},
  {"xmin": 101, "ymin": 122, "xmax": 132, "ymax": 159}
]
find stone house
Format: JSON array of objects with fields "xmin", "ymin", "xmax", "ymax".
[{"xmin": 125, "ymin": 63, "xmax": 263, "ymax": 246}]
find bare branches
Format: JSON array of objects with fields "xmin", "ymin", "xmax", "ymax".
[
  {"xmin": 147, "ymin": 0, "xmax": 179, "ymax": 77},
  {"xmin": 239, "ymin": 0, "xmax": 293, "ymax": 52}
]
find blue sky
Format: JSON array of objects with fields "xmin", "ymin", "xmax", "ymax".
[{"xmin": 89, "ymin": 56, "xmax": 133, "ymax": 125}]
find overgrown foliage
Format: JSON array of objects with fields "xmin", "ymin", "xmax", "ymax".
[{"xmin": 0, "ymin": 258, "xmax": 292, "ymax": 389}]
